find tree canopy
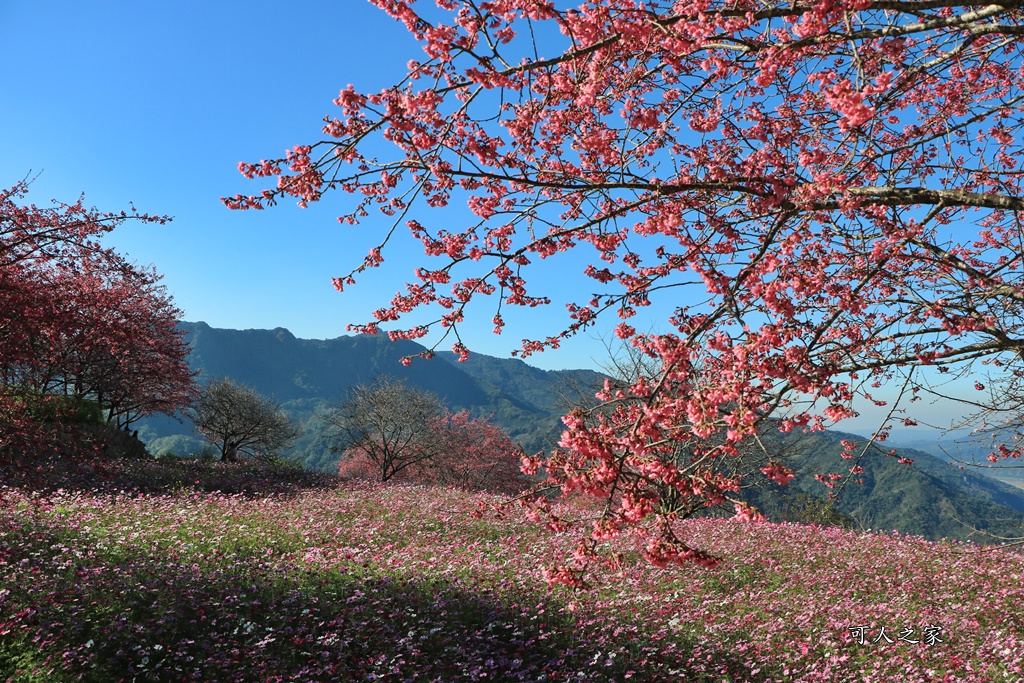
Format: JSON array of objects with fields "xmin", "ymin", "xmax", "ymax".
[
  {"xmin": 331, "ymin": 375, "xmax": 528, "ymax": 493},
  {"xmin": 328, "ymin": 375, "xmax": 447, "ymax": 482},
  {"xmin": 229, "ymin": 0, "xmax": 1024, "ymax": 584},
  {"xmin": 1, "ymin": 179, "xmax": 194, "ymax": 461},
  {"xmin": 190, "ymin": 378, "xmax": 300, "ymax": 461}
]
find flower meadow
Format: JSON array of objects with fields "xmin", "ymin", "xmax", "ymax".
[{"xmin": 1, "ymin": 459, "xmax": 1023, "ymax": 682}]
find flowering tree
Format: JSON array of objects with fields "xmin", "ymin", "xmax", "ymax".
[
  {"xmin": 229, "ymin": 0, "xmax": 1024, "ymax": 583},
  {"xmin": 333, "ymin": 380, "xmax": 528, "ymax": 494},
  {"xmin": 427, "ymin": 409, "xmax": 529, "ymax": 494},
  {"xmin": 340, "ymin": 405, "xmax": 528, "ymax": 494},
  {"xmin": 0, "ymin": 179, "xmax": 193, "ymax": 462},
  {"xmin": 14, "ymin": 257, "xmax": 195, "ymax": 430}
]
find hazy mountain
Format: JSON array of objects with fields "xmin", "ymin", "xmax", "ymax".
[
  {"xmin": 886, "ymin": 427, "xmax": 1024, "ymax": 491},
  {"xmin": 136, "ymin": 321, "xmax": 1024, "ymax": 543},
  {"xmin": 738, "ymin": 428, "xmax": 1024, "ymax": 542}
]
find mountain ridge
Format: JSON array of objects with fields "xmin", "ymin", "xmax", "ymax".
[
  {"xmin": 138, "ymin": 321, "xmax": 604, "ymax": 469},
  {"xmin": 739, "ymin": 427, "xmax": 1024, "ymax": 541},
  {"xmin": 136, "ymin": 321, "xmax": 1024, "ymax": 543}
]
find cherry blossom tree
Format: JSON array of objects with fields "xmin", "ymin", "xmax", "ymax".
[
  {"xmin": 426, "ymin": 409, "xmax": 529, "ymax": 494},
  {"xmin": 230, "ymin": 0, "xmax": 1024, "ymax": 583},
  {"xmin": 0, "ymin": 179, "xmax": 192, "ymax": 462},
  {"xmin": 15, "ymin": 257, "xmax": 195, "ymax": 430},
  {"xmin": 0, "ymin": 179, "xmax": 158, "ymax": 269}
]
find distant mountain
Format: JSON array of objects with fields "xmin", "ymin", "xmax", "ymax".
[
  {"xmin": 136, "ymin": 321, "xmax": 606, "ymax": 470},
  {"xmin": 737, "ymin": 428, "xmax": 1024, "ymax": 542},
  {"xmin": 888, "ymin": 428, "xmax": 1024, "ymax": 481},
  {"xmin": 137, "ymin": 322, "xmax": 1024, "ymax": 544}
]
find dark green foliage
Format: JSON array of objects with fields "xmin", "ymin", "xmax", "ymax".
[
  {"xmin": 147, "ymin": 434, "xmax": 207, "ymax": 458},
  {"xmin": 734, "ymin": 483, "xmax": 856, "ymax": 530},
  {"xmin": 693, "ymin": 465, "xmax": 855, "ymax": 530},
  {"xmin": 15, "ymin": 391, "xmax": 106, "ymax": 425},
  {"xmin": 778, "ymin": 492, "xmax": 856, "ymax": 529},
  {"xmin": 185, "ymin": 323, "xmax": 490, "ymax": 407}
]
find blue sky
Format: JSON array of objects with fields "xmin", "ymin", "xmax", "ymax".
[
  {"xmin": 0, "ymin": 1, "xmax": 619, "ymax": 369},
  {"xmin": 0, "ymin": 1, "xmax": 973, "ymax": 433}
]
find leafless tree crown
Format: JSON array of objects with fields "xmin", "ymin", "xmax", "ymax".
[
  {"xmin": 325, "ymin": 375, "xmax": 445, "ymax": 482},
  {"xmin": 190, "ymin": 378, "xmax": 300, "ymax": 461}
]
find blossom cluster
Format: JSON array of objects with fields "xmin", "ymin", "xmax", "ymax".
[{"xmin": 225, "ymin": 0, "xmax": 1024, "ymax": 574}]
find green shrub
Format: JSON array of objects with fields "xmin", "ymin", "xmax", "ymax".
[
  {"xmin": 780, "ymin": 491, "xmax": 855, "ymax": 529},
  {"xmin": 11, "ymin": 390, "xmax": 106, "ymax": 425}
]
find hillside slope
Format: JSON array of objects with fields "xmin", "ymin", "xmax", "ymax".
[
  {"xmin": 3, "ymin": 462, "xmax": 1022, "ymax": 681},
  {"xmin": 741, "ymin": 429, "xmax": 1024, "ymax": 542}
]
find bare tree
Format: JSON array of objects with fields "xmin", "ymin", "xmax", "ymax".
[
  {"xmin": 325, "ymin": 375, "xmax": 445, "ymax": 482},
  {"xmin": 189, "ymin": 378, "xmax": 299, "ymax": 462}
]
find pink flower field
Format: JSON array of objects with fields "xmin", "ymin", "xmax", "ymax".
[{"xmin": 1, "ymin": 460, "xmax": 1022, "ymax": 682}]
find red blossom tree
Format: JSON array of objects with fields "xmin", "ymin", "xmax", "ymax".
[
  {"xmin": 338, "ymin": 410, "xmax": 528, "ymax": 494},
  {"xmin": 426, "ymin": 409, "xmax": 529, "ymax": 495},
  {"xmin": 230, "ymin": 0, "xmax": 1024, "ymax": 584},
  {"xmin": 15, "ymin": 257, "xmax": 195, "ymax": 429},
  {"xmin": 0, "ymin": 179, "xmax": 194, "ymax": 462}
]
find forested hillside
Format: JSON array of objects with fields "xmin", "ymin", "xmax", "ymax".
[
  {"xmin": 137, "ymin": 321, "xmax": 606, "ymax": 470},
  {"xmin": 735, "ymin": 429, "xmax": 1024, "ymax": 542}
]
